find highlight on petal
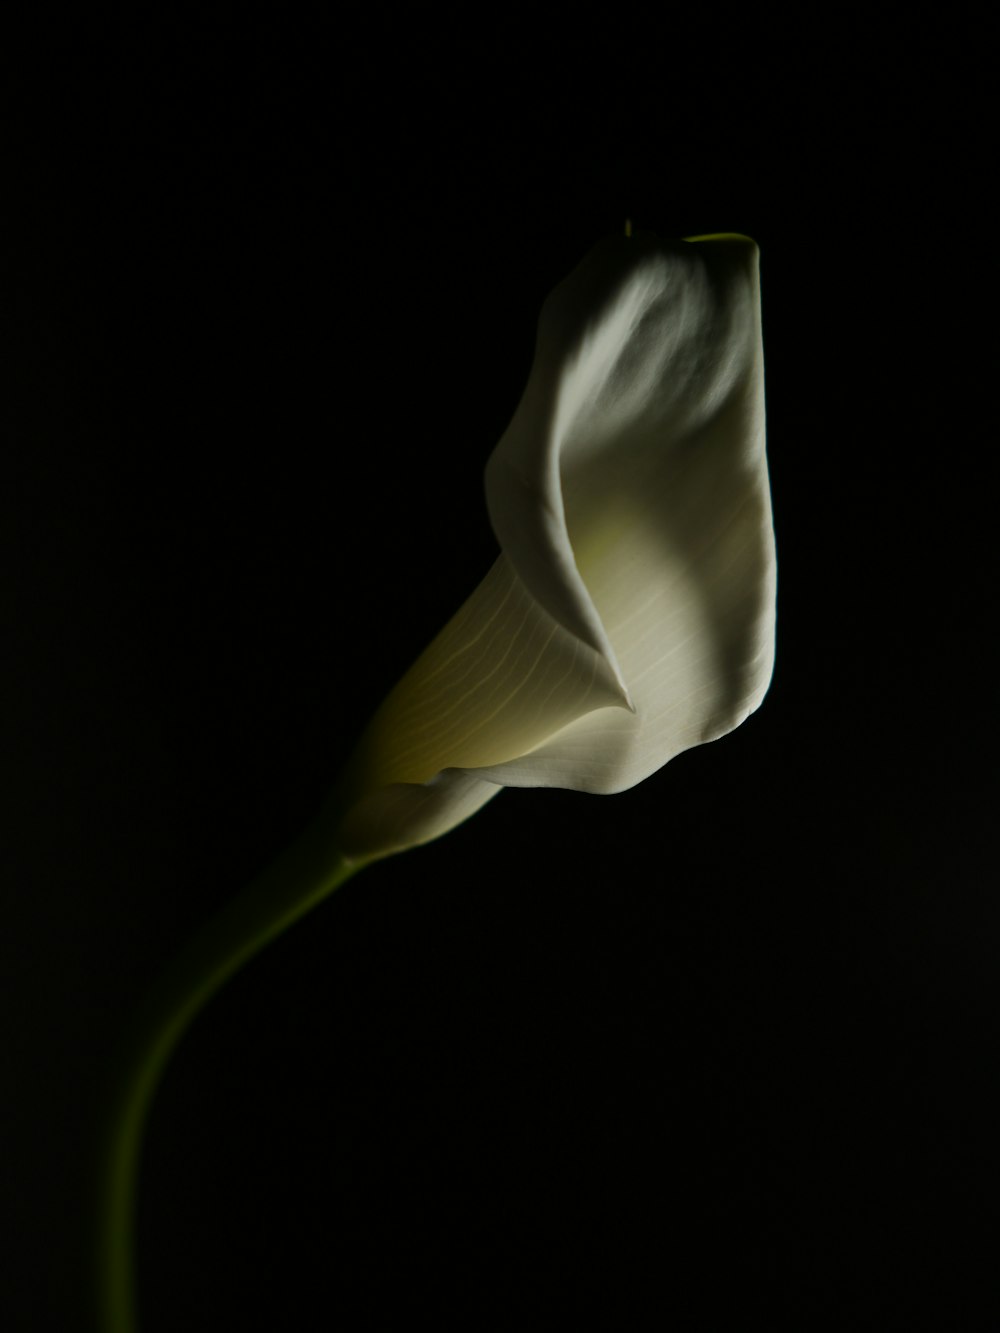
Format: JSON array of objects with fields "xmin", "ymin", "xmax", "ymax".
[{"xmin": 337, "ymin": 232, "xmax": 775, "ymax": 858}]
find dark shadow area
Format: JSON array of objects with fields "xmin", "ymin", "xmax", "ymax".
[{"xmin": 4, "ymin": 17, "xmax": 994, "ymax": 1332}]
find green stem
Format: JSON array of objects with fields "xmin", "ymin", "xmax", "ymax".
[{"xmin": 96, "ymin": 803, "xmax": 370, "ymax": 1333}]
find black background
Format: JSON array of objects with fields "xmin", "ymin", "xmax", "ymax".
[{"xmin": 4, "ymin": 13, "xmax": 996, "ymax": 1331}]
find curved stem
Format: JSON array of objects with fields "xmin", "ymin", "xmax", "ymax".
[{"xmin": 96, "ymin": 806, "xmax": 370, "ymax": 1333}]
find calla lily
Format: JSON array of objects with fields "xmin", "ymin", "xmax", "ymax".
[
  {"xmin": 97, "ymin": 233, "xmax": 777, "ymax": 1333},
  {"xmin": 338, "ymin": 231, "xmax": 776, "ymax": 860}
]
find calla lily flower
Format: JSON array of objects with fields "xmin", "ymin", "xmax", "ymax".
[
  {"xmin": 99, "ymin": 235, "xmax": 777, "ymax": 1331},
  {"xmin": 339, "ymin": 231, "xmax": 776, "ymax": 860}
]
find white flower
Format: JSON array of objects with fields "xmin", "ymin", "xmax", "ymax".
[{"xmin": 338, "ymin": 232, "xmax": 776, "ymax": 860}]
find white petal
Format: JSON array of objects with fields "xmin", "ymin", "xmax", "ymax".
[
  {"xmin": 474, "ymin": 235, "xmax": 774, "ymax": 792},
  {"xmin": 338, "ymin": 233, "xmax": 775, "ymax": 855}
]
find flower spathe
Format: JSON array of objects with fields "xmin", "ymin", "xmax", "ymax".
[{"xmin": 338, "ymin": 231, "xmax": 776, "ymax": 859}]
